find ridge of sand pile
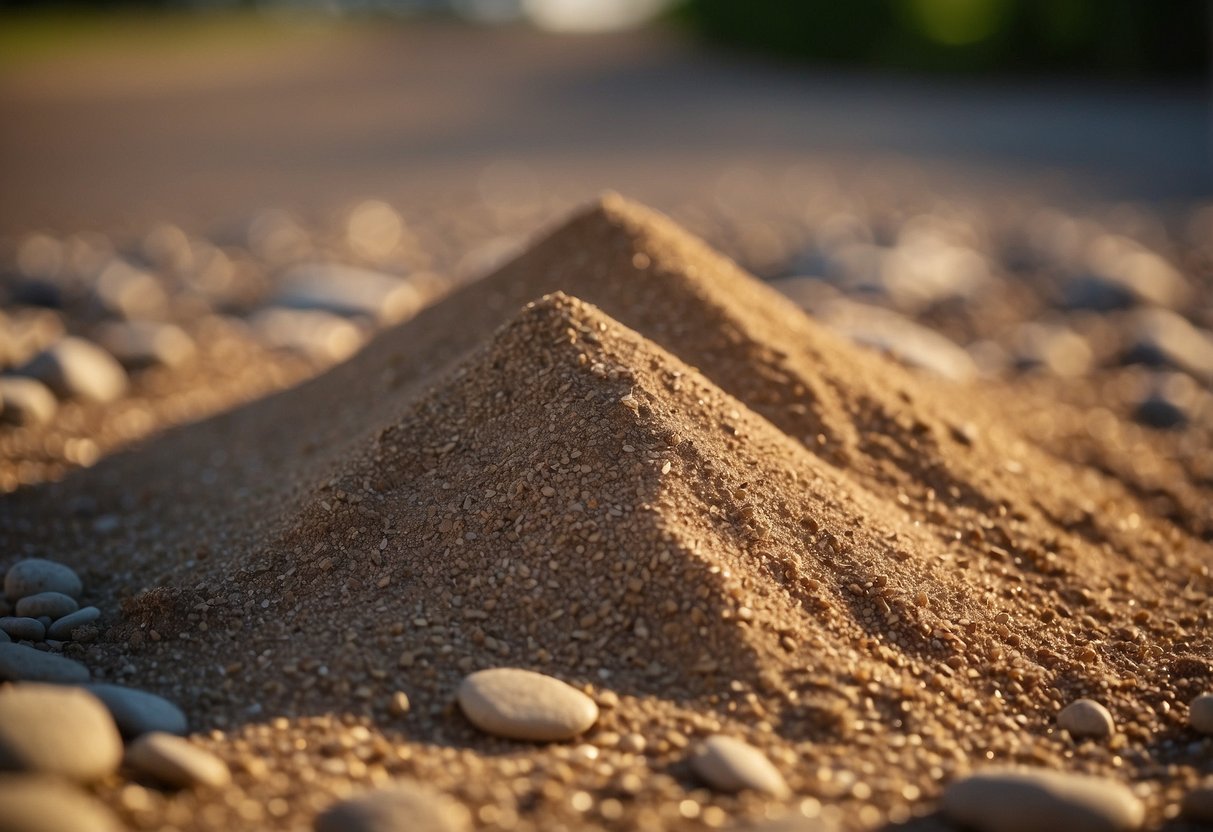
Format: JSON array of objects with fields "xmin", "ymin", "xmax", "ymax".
[
  {"xmin": 152, "ymin": 292, "xmax": 966, "ymax": 706},
  {"xmin": 2, "ymin": 196, "xmax": 1210, "ymax": 830},
  {"xmin": 16, "ymin": 194, "xmax": 1206, "ymax": 581}
]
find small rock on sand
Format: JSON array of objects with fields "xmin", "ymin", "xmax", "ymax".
[
  {"xmin": 0, "ymin": 378, "xmax": 57, "ymax": 426},
  {"xmin": 85, "ymin": 684, "xmax": 188, "ymax": 738},
  {"xmin": 942, "ymin": 768, "xmax": 1144, "ymax": 832},
  {"xmin": 456, "ymin": 667, "xmax": 598, "ymax": 741},
  {"xmin": 46, "ymin": 606, "xmax": 100, "ymax": 640},
  {"xmin": 1191, "ymin": 694, "xmax": 1213, "ymax": 735},
  {"xmin": 249, "ymin": 308, "xmax": 366, "ymax": 363},
  {"xmin": 14, "ymin": 592, "xmax": 78, "ymax": 620},
  {"xmin": 4, "ymin": 559, "xmax": 82, "ymax": 602},
  {"xmin": 1182, "ymin": 786, "xmax": 1213, "ymax": 823},
  {"xmin": 98, "ymin": 320, "xmax": 196, "ymax": 369},
  {"xmin": 0, "ymin": 618, "xmax": 44, "ymax": 642},
  {"xmin": 1058, "ymin": 698, "xmax": 1115, "ymax": 739},
  {"xmin": 0, "ymin": 684, "xmax": 122, "ymax": 782},
  {"xmin": 93, "ymin": 259, "xmax": 168, "ymax": 320},
  {"xmin": 314, "ymin": 782, "xmax": 472, "ymax": 832},
  {"xmin": 690, "ymin": 735, "xmax": 791, "ymax": 798},
  {"xmin": 275, "ymin": 263, "xmax": 422, "ymax": 324},
  {"xmin": 0, "ymin": 775, "xmax": 122, "ymax": 832},
  {"xmin": 125, "ymin": 732, "xmax": 230, "ymax": 789},
  {"xmin": 0, "ymin": 643, "xmax": 89, "ymax": 683},
  {"xmin": 16, "ymin": 337, "xmax": 128, "ymax": 403}
]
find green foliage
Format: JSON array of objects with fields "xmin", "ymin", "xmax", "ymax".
[{"xmin": 673, "ymin": 0, "xmax": 1209, "ymax": 77}]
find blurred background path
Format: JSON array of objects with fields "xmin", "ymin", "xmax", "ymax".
[{"xmin": 1, "ymin": 18, "xmax": 1208, "ymax": 234}]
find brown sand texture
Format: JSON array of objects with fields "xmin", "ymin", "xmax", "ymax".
[{"xmin": 2, "ymin": 194, "xmax": 1211, "ymax": 831}]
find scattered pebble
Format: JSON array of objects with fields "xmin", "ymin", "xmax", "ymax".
[
  {"xmin": 0, "ymin": 684, "xmax": 122, "ymax": 782},
  {"xmin": 85, "ymin": 684, "xmax": 188, "ymax": 738},
  {"xmin": 248, "ymin": 308, "xmax": 366, "ymax": 363},
  {"xmin": 1058, "ymin": 698, "xmax": 1115, "ymax": 739},
  {"xmin": 387, "ymin": 690, "xmax": 411, "ymax": 716},
  {"xmin": 1010, "ymin": 322, "xmax": 1093, "ymax": 378},
  {"xmin": 4, "ymin": 558, "xmax": 83, "ymax": 601},
  {"xmin": 689, "ymin": 735, "xmax": 791, "ymax": 798},
  {"xmin": 0, "ymin": 377, "xmax": 57, "ymax": 426},
  {"xmin": 456, "ymin": 667, "xmax": 598, "ymax": 741},
  {"xmin": 45, "ymin": 606, "xmax": 100, "ymax": 640},
  {"xmin": 619, "ymin": 732, "xmax": 647, "ymax": 754},
  {"xmin": 0, "ymin": 643, "xmax": 88, "ymax": 683},
  {"xmin": 1190, "ymin": 693, "xmax": 1213, "ymax": 735},
  {"xmin": 0, "ymin": 617, "xmax": 45, "ymax": 642},
  {"xmin": 98, "ymin": 320, "xmax": 196, "ymax": 369},
  {"xmin": 125, "ymin": 732, "xmax": 230, "ymax": 789},
  {"xmin": 1121, "ymin": 307, "xmax": 1213, "ymax": 382},
  {"xmin": 313, "ymin": 781, "xmax": 472, "ymax": 832},
  {"xmin": 1182, "ymin": 785, "xmax": 1213, "ymax": 823},
  {"xmin": 93, "ymin": 259, "xmax": 168, "ymax": 320},
  {"xmin": 942, "ymin": 768, "xmax": 1144, "ymax": 832},
  {"xmin": 275, "ymin": 263, "xmax": 422, "ymax": 324},
  {"xmin": 14, "ymin": 591, "xmax": 78, "ymax": 620},
  {"xmin": 0, "ymin": 775, "xmax": 122, "ymax": 832},
  {"xmin": 1063, "ymin": 237, "xmax": 1189, "ymax": 311},
  {"xmin": 811, "ymin": 298, "xmax": 978, "ymax": 382},
  {"xmin": 15, "ymin": 337, "xmax": 128, "ymax": 403}
]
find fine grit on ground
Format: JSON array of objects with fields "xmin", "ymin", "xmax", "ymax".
[{"xmin": 0, "ymin": 195, "xmax": 1210, "ymax": 831}]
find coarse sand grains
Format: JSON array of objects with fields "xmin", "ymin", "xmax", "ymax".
[{"xmin": 0, "ymin": 195, "xmax": 1210, "ymax": 831}]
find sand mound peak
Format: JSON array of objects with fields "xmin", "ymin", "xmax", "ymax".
[{"xmin": 213, "ymin": 290, "xmax": 901, "ymax": 707}]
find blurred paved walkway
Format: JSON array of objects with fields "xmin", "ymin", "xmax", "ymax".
[{"xmin": 0, "ymin": 22, "xmax": 1208, "ymax": 233}]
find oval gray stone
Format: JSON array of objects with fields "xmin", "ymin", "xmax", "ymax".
[
  {"xmin": 1190, "ymin": 693, "xmax": 1213, "ymax": 735},
  {"xmin": 16, "ymin": 337, "xmax": 128, "ymax": 404},
  {"xmin": 4, "ymin": 559, "xmax": 82, "ymax": 602},
  {"xmin": 0, "ymin": 643, "xmax": 89, "ymax": 683},
  {"xmin": 690, "ymin": 735, "xmax": 791, "ymax": 798},
  {"xmin": 85, "ymin": 684, "xmax": 188, "ymax": 738},
  {"xmin": 942, "ymin": 768, "xmax": 1145, "ymax": 832},
  {"xmin": 0, "ymin": 618, "xmax": 44, "ymax": 642},
  {"xmin": 0, "ymin": 378, "xmax": 57, "ymax": 427},
  {"xmin": 46, "ymin": 607, "xmax": 100, "ymax": 641},
  {"xmin": 0, "ymin": 684, "xmax": 122, "ymax": 782},
  {"xmin": 14, "ymin": 593, "xmax": 78, "ymax": 621},
  {"xmin": 125, "ymin": 732, "xmax": 230, "ymax": 789},
  {"xmin": 456, "ymin": 668, "xmax": 598, "ymax": 742},
  {"xmin": 314, "ymin": 782, "xmax": 472, "ymax": 832},
  {"xmin": 0, "ymin": 776, "xmax": 122, "ymax": 832},
  {"xmin": 1058, "ymin": 699, "xmax": 1115, "ymax": 739},
  {"xmin": 98, "ymin": 320, "xmax": 195, "ymax": 369}
]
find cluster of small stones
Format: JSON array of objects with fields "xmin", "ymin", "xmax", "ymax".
[
  {"xmin": 0, "ymin": 201, "xmax": 453, "ymax": 492},
  {"xmin": 0, "ymin": 558, "xmax": 228, "ymax": 832},
  {"xmin": 291, "ymin": 664, "xmax": 1213, "ymax": 832}
]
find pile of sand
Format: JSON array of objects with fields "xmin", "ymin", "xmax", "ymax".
[{"xmin": 1, "ymin": 196, "xmax": 1210, "ymax": 831}]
